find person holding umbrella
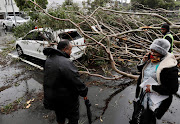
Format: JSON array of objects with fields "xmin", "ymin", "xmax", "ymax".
[{"xmin": 43, "ymin": 40, "xmax": 88, "ymax": 124}]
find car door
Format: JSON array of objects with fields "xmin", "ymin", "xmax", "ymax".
[
  {"xmin": 20, "ymin": 32, "xmax": 36, "ymax": 55},
  {"xmin": 30, "ymin": 31, "xmax": 50, "ymax": 60}
]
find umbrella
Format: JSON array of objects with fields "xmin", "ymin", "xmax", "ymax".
[{"xmin": 84, "ymin": 97, "xmax": 92, "ymax": 124}]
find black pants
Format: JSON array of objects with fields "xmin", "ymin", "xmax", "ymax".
[
  {"xmin": 55, "ymin": 109, "xmax": 79, "ymax": 124},
  {"xmin": 54, "ymin": 98, "xmax": 79, "ymax": 124}
]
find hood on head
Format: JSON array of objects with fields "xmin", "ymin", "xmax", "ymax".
[{"xmin": 150, "ymin": 39, "xmax": 170, "ymax": 56}]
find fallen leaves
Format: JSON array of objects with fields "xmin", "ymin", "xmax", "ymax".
[
  {"xmin": 100, "ymin": 116, "xmax": 103, "ymax": 122},
  {"xmin": 25, "ymin": 98, "xmax": 35, "ymax": 109}
]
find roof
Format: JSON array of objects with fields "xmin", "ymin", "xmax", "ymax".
[{"xmin": 30, "ymin": 28, "xmax": 77, "ymax": 33}]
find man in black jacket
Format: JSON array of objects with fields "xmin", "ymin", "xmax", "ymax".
[{"xmin": 43, "ymin": 40, "xmax": 88, "ymax": 124}]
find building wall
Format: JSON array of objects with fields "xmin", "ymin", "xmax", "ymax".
[{"xmin": 0, "ymin": 0, "xmax": 19, "ymax": 18}]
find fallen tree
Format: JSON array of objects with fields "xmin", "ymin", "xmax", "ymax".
[{"xmin": 21, "ymin": 0, "xmax": 180, "ymax": 80}]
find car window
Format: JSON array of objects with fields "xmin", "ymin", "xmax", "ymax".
[
  {"xmin": 35, "ymin": 32, "xmax": 45, "ymax": 41},
  {"xmin": 42, "ymin": 31, "xmax": 54, "ymax": 41},
  {"xmin": 23, "ymin": 31, "xmax": 43, "ymax": 40},
  {"xmin": 23, "ymin": 31, "xmax": 54, "ymax": 41},
  {"xmin": 7, "ymin": 18, "xmax": 11, "ymax": 20},
  {"xmin": 23, "ymin": 32, "xmax": 35, "ymax": 40},
  {"xmin": 58, "ymin": 31, "xmax": 81, "ymax": 41}
]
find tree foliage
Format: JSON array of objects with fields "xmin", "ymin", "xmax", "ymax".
[
  {"xmin": 13, "ymin": 20, "xmax": 36, "ymax": 38},
  {"xmin": 62, "ymin": 0, "xmax": 80, "ymax": 11},
  {"xmin": 14, "ymin": 0, "xmax": 48, "ymax": 11},
  {"xmin": 131, "ymin": 0, "xmax": 176, "ymax": 9},
  {"xmin": 82, "ymin": 0, "xmax": 113, "ymax": 12}
]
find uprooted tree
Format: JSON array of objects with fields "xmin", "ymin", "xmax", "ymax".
[{"xmin": 14, "ymin": 0, "xmax": 180, "ymax": 80}]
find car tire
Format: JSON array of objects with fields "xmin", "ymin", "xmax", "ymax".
[
  {"xmin": 16, "ymin": 45, "xmax": 24, "ymax": 56},
  {"xmin": 12, "ymin": 24, "xmax": 15, "ymax": 29},
  {"xmin": 3, "ymin": 24, "xmax": 7, "ymax": 30}
]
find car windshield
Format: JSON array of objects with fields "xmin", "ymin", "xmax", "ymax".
[
  {"xmin": 58, "ymin": 31, "xmax": 81, "ymax": 40},
  {"xmin": 23, "ymin": 31, "xmax": 55, "ymax": 41},
  {"xmin": 10, "ymin": 16, "xmax": 25, "ymax": 21}
]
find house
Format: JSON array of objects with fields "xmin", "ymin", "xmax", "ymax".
[{"xmin": 0, "ymin": 0, "xmax": 20, "ymax": 19}]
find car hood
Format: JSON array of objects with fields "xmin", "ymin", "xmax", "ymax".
[
  {"xmin": 43, "ymin": 47, "xmax": 70, "ymax": 58},
  {"xmin": 16, "ymin": 20, "xmax": 28, "ymax": 23}
]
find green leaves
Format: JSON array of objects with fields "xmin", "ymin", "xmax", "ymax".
[
  {"xmin": 132, "ymin": 0, "xmax": 175, "ymax": 9},
  {"xmin": 14, "ymin": 0, "xmax": 48, "ymax": 11},
  {"xmin": 13, "ymin": 20, "xmax": 35, "ymax": 38}
]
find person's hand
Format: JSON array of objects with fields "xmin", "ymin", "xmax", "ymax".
[
  {"xmin": 143, "ymin": 52, "xmax": 150, "ymax": 62},
  {"xmin": 145, "ymin": 85, "xmax": 151, "ymax": 93}
]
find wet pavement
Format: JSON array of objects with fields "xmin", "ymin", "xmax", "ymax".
[
  {"xmin": 0, "ymin": 25, "xmax": 180, "ymax": 124},
  {"xmin": 94, "ymin": 85, "xmax": 180, "ymax": 124}
]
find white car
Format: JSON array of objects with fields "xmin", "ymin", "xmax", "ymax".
[
  {"xmin": 2, "ymin": 16, "xmax": 28, "ymax": 29},
  {"xmin": 15, "ymin": 28, "xmax": 86, "ymax": 60}
]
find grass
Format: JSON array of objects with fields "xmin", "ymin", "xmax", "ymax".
[
  {"xmin": 0, "ymin": 97, "xmax": 24, "ymax": 114},
  {"xmin": 15, "ymin": 97, "xmax": 24, "ymax": 104},
  {"xmin": 25, "ymin": 65, "xmax": 36, "ymax": 71},
  {"xmin": 1, "ymin": 103, "xmax": 13, "ymax": 114}
]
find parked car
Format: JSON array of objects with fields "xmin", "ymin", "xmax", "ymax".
[
  {"xmin": 15, "ymin": 28, "xmax": 86, "ymax": 60},
  {"xmin": 23, "ymin": 16, "xmax": 31, "ymax": 21},
  {"xmin": 2, "ymin": 16, "xmax": 28, "ymax": 29}
]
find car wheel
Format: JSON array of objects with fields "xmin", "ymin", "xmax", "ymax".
[
  {"xmin": 16, "ymin": 45, "xmax": 24, "ymax": 56},
  {"xmin": 3, "ymin": 24, "xmax": 7, "ymax": 30},
  {"xmin": 12, "ymin": 24, "xmax": 15, "ymax": 29}
]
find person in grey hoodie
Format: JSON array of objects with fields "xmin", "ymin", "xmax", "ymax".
[{"xmin": 43, "ymin": 40, "xmax": 88, "ymax": 124}]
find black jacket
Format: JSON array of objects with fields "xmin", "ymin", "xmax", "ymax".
[
  {"xmin": 136, "ymin": 53, "xmax": 179, "ymax": 119},
  {"xmin": 43, "ymin": 47, "xmax": 88, "ymax": 109}
]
